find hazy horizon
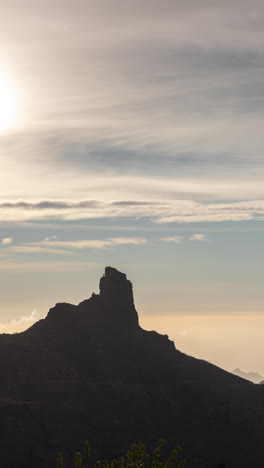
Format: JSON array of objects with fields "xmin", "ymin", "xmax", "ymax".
[{"xmin": 1, "ymin": 1, "xmax": 264, "ymax": 375}]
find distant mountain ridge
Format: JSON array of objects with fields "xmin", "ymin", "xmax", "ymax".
[
  {"xmin": 232, "ymin": 368, "xmax": 263, "ymax": 383},
  {"xmin": 1, "ymin": 266, "xmax": 264, "ymax": 468}
]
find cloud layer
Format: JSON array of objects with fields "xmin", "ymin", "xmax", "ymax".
[
  {"xmin": 0, "ymin": 199, "xmax": 263, "ymax": 224},
  {"xmin": 1, "ymin": 0, "xmax": 264, "ymax": 211}
]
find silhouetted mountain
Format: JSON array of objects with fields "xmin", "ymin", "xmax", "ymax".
[
  {"xmin": 1, "ymin": 266, "xmax": 264, "ymax": 468},
  {"xmin": 232, "ymin": 368, "xmax": 263, "ymax": 383}
]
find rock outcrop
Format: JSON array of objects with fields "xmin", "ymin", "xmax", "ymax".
[{"xmin": 99, "ymin": 266, "xmax": 139, "ymax": 329}]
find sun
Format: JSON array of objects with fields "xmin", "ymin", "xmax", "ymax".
[{"xmin": 0, "ymin": 70, "xmax": 21, "ymax": 132}]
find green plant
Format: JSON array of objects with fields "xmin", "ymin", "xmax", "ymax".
[
  {"xmin": 84, "ymin": 440, "xmax": 91, "ymax": 465},
  {"xmin": 56, "ymin": 452, "xmax": 64, "ymax": 468},
  {"xmin": 74, "ymin": 451, "xmax": 83, "ymax": 468},
  {"xmin": 55, "ymin": 439, "xmax": 186, "ymax": 468}
]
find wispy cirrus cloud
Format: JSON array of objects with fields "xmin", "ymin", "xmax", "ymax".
[
  {"xmin": 0, "ymin": 261, "xmax": 98, "ymax": 273},
  {"xmin": 35, "ymin": 237, "xmax": 147, "ymax": 249},
  {"xmin": 2, "ymin": 0, "xmax": 264, "ymax": 212},
  {"xmin": 38, "ymin": 237, "xmax": 147, "ymax": 249},
  {"xmin": 6, "ymin": 237, "xmax": 147, "ymax": 256},
  {"xmin": 9, "ymin": 245, "xmax": 75, "ymax": 255},
  {"xmin": 161, "ymin": 234, "xmax": 207, "ymax": 243},
  {"xmin": 0, "ymin": 198, "xmax": 264, "ymax": 224}
]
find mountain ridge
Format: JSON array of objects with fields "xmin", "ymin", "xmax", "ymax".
[{"xmin": 0, "ymin": 267, "xmax": 264, "ymax": 468}]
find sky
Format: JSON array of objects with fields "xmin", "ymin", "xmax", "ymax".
[{"xmin": 1, "ymin": 0, "xmax": 264, "ymax": 374}]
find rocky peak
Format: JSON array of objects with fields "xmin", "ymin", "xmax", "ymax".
[
  {"xmin": 99, "ymin": 267, "xmax": 133, "ymax": 303},
  {"xmin": 42, "ymin": 267, "xmax": 139, "ymax": 333},
  {"xmin": 99, "ymin": 266, "xmax": 139, "ymax": 329}
]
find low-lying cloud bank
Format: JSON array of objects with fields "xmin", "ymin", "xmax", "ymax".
[{"xmin": 0, "ymin": 309, "xmax": 45, "ymax": 333}]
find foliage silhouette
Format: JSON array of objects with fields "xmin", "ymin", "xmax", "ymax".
[{"xmin": 56, "ymin": 439, "xmax": 186, "ymax": 468}]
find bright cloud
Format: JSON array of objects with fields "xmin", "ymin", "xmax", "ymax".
[
  {"xmin": 11, "ymin": 308, "xmax": 42, "ymax": 325},
  {"xmin": 1, "ymin": 237, "xmax": 13, "ymax": 245},
  {"xmin": 44, "ymin": 235, "xmax": 57, "ymax": 241},
  {"xmin": 161, "ymin": 236, "xmax": 184, "ymax": 243},
  {"xmin": 189, "ymin": 234, "xmax": 207, "ymax": 241},
  {"xmin": 0, "ymin": 309, "xmax": 44, "ymax": 333}
]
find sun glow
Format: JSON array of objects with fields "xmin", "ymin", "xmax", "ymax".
[{"xmin": 0, "ymin": 69, "xmax": 21, "ymax": 132}]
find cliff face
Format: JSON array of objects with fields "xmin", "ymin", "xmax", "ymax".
[{"xmin": 0, "ymin": 267, "xmax": 264, "ymax": 468}]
